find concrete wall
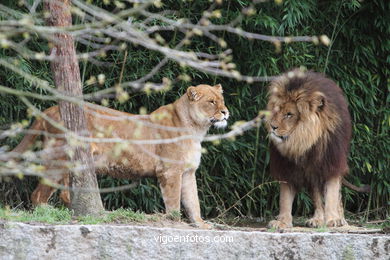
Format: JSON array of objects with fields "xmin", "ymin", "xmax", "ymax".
[{"xmin": 0, "ymin": 222, "xmax": 388, "ymax": 260}]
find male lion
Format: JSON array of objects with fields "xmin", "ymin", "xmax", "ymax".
[
  {"xmin": 13, "ymin": 84, "xmax": 229, "ymax": 228},
  {"xmin": 266, "ymin": 69, "xmax": 351, "ymax": 228}
]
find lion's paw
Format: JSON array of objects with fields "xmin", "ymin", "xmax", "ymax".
[
  {"xmin": 306, "ymin": 217, "xmax": 325, "ymax": 228},
  {"xmin": 326, "ymin": 218, "xmax": 348, "ymax": 227},
  {"xmin": 267, "ymin": 220, "xmax": 292, "ymax": 229}
]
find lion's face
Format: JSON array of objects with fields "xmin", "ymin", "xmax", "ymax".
[
  {"xmin": 266, "ymin": 81, "xmax": 332, "ymax": 159},
  {"xmin": 186, "ymin": 84, "xmax": 229, "ymax": 128},
  {"xmin": 267, "ymin": 100, "xmax": 300, "ymax": 143}
]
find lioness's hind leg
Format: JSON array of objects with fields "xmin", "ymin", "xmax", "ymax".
[
  {"xmin": 306, "ymin": 186, "xmax": 325, "ymax": 227},
  {"xmin": 59, "ymin": 175, "xmax": 71, "ymax": 207},
  {"xmin": 268, "ymin": 182, "xmax": 296, "ymax": 229},
  {"xmin": 31, "ymin": 182, "xmax": 57, "ymax": 206},
  {"xmin": 324, "ymin": 176, "xmax": 348, "ymax": 227},
  {"xmin": 32, "ymin": 139, "xmax": 68, "ymax": 207},
  {"xmin": 31, "ymin": 173, "xmax": 68, "ymax": 206}
]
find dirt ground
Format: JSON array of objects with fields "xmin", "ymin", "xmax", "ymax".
[{"xmin": 68, "ymin": 217, "xmax": 387, "ymax": 235}]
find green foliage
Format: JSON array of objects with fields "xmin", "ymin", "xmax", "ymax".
[{"xmin": 0, "ymin": 0, "xmax": 388, "ymax": 222}]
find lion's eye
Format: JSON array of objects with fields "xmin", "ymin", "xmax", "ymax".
[
  {"xmin": 285, "ymin": 112, "xmax": 293, "ymax": 118},
  {"xmin": 209, "ymin": 100, "xmax": 216, "ymax": 105}
]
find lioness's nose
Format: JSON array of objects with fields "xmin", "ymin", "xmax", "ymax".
[
  {"xmin": 221, "ymin": 110, "xmax": 228, "ymax": 115},
  {"xmin": 271, "ymin": 124, "xmax": 278, "ymax": 130}
]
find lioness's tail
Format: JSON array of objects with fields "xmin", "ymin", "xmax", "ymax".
[{"xmin": 12, "ymin": 118, "xmax": 44, "ymax": 154}]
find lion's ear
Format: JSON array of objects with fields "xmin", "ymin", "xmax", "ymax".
[
  {"xmin": 311, "ymin": 92, "xmax": 326, "ymax": 112},
  {"xmin": 214, "ymin": 84, "xmax": 223, "ymax": 93},
  {"xmin": 187, "ymin": 86, "xmax": 202, "ymax": 101},
  {"xmin": 297, "ymin": 100, "xmax": 310, "ymax": 115}
]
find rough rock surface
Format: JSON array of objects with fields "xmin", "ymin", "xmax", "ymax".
[{"xmin": 0, "ymin": 222, "xmax": 388, "ymax": 260}]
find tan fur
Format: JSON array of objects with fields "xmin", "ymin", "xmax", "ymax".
[
  {"xmin": 324, "ymin": 176, "xmax": 347, "ymax": 227},
  {"xmin": 306, "ymin": 186, "xmax": 325, "ymax": 227},
  {"xmin": 14, "ymin": 84, "xmax": 229, "ymax": 228},
  {"xmin": 268, "ymin": 182, "xmax": 295, "ymax": 229},
  {"xmin": 269, "ymin": 177, "xmax": 346, "ymax": 229}
]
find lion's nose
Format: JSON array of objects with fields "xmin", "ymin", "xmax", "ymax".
[
  {"xmin": 271, "ymin": 124, "xmax": 278, "ymax": 130},
  {"xmin": 221, "ymin": 110, "xmax": 228, "ymax": 115}
]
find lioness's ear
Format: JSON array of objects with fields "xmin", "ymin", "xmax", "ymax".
[
  {"xmin": 311, "ymin": 91, "xmax": 326, "ymax": 112},
  {"xmin": 187, "ymin": 86, "xmax": 202, "ymax": 101},
  {"xmin": 214, "ymin": 84, "xmax": 223, "ymax": 93}
]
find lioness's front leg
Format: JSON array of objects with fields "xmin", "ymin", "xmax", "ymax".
[
  {"xmin": 181, "ymin": 169, "xmax": 209, "ymax": 229},
  {"xmin": 324, "ymin": 176, "xmax": 348, "ymax": 227},
  {"xmin": 157, "ymin": 169, "xmax": 182, "ymax": 214},
  {"xmin": 268, "ymin": 182, "xmax": 296, "ymax": 229}
]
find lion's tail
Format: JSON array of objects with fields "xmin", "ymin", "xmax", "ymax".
[
  {"xmin": 12, "ymin": 118, "xmax": 44, "ymax": 154},
  {"xmin": 342, "ymin": 178, "xmax": 370, "ymax": 193}
]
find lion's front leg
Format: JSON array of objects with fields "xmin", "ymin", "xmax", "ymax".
[
  {"xmin": 324, "ymin": 176, "xmax": 348, "ymax": 227},
  {"xmin": 268, "ymin": 182, "xmax": 296, "ymax": 229},
  {"xmin": 181, "ymin": 169, "xmax": 209, "ymax": 229},
  {"xmin": 306, "ymin": 186, "xmax": 325, "ymax": 227},
  {"xmin": 157, "ymin": 169, "xmax": 182, "ymax": 215}
]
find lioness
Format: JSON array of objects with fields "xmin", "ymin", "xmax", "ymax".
[{"xmin": 13, "ymin": 84, "xmax": 229, "ymax": 228}]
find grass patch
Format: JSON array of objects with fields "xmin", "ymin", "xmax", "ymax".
[
  {"xmin": 0, "ymin": 205, "xmax": 71, "ymax": 224},
  {"xmin": 165, "ymin": 210, "xmax": 181, "ymax": 222},
  {"xmin": 314, "ymin": 227, "xmax": 329, "ymax": 232},
  {"xmin": 77, "ymin": 208, "xmax": 148, "ymax": 224},
  {"xmin": 0, "ymin": 205, "xmax": 151, "ymax": 225}
]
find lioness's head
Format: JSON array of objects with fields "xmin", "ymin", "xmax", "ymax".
[
  {"xmin": 266, "ymin": 69, "xmax": 340, "ymax": 158},
  {"xmin": 186, "ymin": 84, "xmax": 229, "ymax": 128}
]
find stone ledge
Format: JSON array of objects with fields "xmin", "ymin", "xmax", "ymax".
[{"xmin": 0, "ymin": 222, "xmax": 388, "ymax": 260}]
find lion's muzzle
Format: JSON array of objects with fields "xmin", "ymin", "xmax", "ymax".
[{"xmin": 270, "ymin": 132, "xmax": 288, "ymax": 143}]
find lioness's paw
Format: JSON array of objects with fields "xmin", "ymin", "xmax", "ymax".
[
  {"xmin": 326, "ymin": 218, "xmax": 348, "ymax": 227},
  {"xmin": 199, "ymin": 222, "xmax": 211, "ymax": 229},
  {"xmin": 191, "ymin": 221, "xmax": 211, "ymax": 229},
  {"xmin": 306, "ymin": 217, "xmax": 325, "ymax": 228},
  {"xmin": 267, "ymin": 220, "xmax": 292, "ymax": 229}
]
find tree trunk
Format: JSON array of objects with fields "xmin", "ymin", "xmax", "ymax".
[{"xmin": 44, "ymin": 0, "xmax": 104, "ymax": 216}]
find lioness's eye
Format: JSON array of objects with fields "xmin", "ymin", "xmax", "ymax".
[{"xmin": 209, "ymin": 100, "xmax": 216, "ymax": 105}]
